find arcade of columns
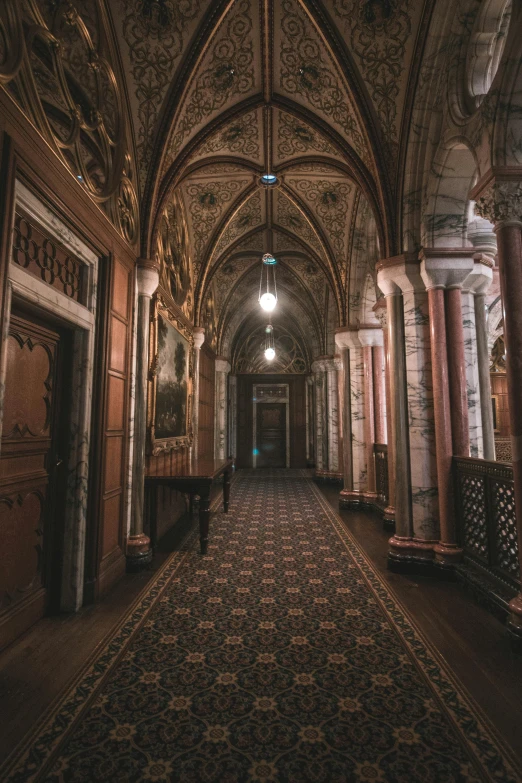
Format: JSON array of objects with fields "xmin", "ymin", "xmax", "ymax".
[{"xmin": 201, "ymin": 188, "xmax": 522, "ymax": 645}]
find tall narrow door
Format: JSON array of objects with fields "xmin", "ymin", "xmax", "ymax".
[
  {"xmin": 256, "ymin": 403, "xmax": 286, "ymax": 468},
  {"xmin": 0, "ymin": 311, "xmax": 66, "ymax": 650}
]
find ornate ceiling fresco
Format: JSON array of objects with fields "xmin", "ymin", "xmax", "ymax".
[{"xmin": 1, "ymin": 0, "xmax": 433, "ymax": 369}]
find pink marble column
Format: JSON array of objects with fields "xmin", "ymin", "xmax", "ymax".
[
  {"xmin": 426, "ymin": 286, "xmax": 462, "ymax": 565},
  {"xmin": 372, "ymin": 344, "xmax": 386, "ymax": 445},
  {"xmin": 494, "ymin": 220, "xmax": 522, "ymax": 639},
  {"xmin": 374, "ymin": 298, "xmax": 395, "ymax": 525},
  {"xmin": 363, "ymin": 345, "xmax": 376, "ymax": 498},
  {"xmin": 445, "ymin": 287, "xmax": 470, "ymax": 457}
]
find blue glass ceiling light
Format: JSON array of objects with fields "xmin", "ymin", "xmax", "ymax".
[{"xmin": 260, "ymin": 173, "xmax": 278, "ymax": 187}]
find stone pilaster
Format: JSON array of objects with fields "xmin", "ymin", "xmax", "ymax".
[
  {"xmin": 228, "ymin": 374, "xmax": 237, "ymax": 460},
  {"xmin": 311, "ymin": 359, "xmax": 328, "ymax": 472},
  {"xmin": 214, "ymin": 357, "xmax": 231, "ymax": 461},
  {"xmin": 127, "ymin": 260, "xmax": 159, "ymax": 571},
  {"xmin": 192, "ymin": 328, "xmax": 205, "ymax": 460}
]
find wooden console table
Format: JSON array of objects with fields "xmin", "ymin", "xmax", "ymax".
[{"xmin": 145, "ymin": 458, "xmax": 233, "ymax": 555}]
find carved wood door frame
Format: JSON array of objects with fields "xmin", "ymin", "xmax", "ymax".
[{"xmin": 0, "ymin": 180, "xmax": 99, "ymax": 615}]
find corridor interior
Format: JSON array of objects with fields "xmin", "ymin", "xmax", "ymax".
[
  {"xmin": 1, "ymin": 0, "xmax": 522, "ymax": 780},
  {"xmin": 1, "ymin": 471, "xmax": 522, "ymax": 782}
]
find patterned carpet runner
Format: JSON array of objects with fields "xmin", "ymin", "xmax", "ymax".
[{"xmin": 3, "ymin": 471, "xmax": 520, "ymax": 782}]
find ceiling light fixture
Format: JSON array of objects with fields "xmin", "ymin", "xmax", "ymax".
[
  {"xmin": 259, "ymin": 253, "xmax": 278, "ymax": 312},
  {"xmin": 260, "ymin": 173, "xmax": 278, "ymax": 187},
  {"xmin": 264, "ymin": 323, "xmax": 276, "ymax": 362}
]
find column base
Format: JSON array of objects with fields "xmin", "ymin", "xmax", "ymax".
[
  {"xmin": 433, "ymin": 542, "xmax": 463, "ymax": 569},
  {"xmin": 126, "ymin": 534, "xmax": 153, "ymax": 572},
  {"xmin": 507, "ymin": 594, "xmax": 522, "ymax": 653},
  {"xmin": 387, "ymin": 536, "xmax": 437, "ymax": 575},
  {"xmin": 315, "ymin": 469, "xmax": 343, "ymax": 483},
  {"xmin": 339, "ymin": 489, "xmax": 382, "ymax": 511},
  {"xmin": 383, "ymin": 505, "xmax": 395, "ymax": 531}
]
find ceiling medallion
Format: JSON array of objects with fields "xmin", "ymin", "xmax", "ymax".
[
  {"xmin": 212, "ymin": 64, "xmax": 236, "ymax": 91},
  {"xmin": 298, "ymin": 64, "xmax": 322, "ymax": 90},
  {"xmin": 260, "ymin": 173, "xmax": 279, "ymax": 187}
]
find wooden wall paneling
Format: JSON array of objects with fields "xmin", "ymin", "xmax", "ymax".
[
  {"xmin": 0, "ymin": 92, "xmax": 141, "ymax": 607},
  {"xmin": 98, "ymin": 257, "xmax": 134, "ymax": 597},
  {"xmin": 0, "ymin": 132, "xmax": 16, "ymax": 430}
]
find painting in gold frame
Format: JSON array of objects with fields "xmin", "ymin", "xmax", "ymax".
[{"xmin": 148, "ymin": 294, "xmax": 194, "ymax": 455}]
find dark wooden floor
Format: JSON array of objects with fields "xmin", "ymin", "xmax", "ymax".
[{"xmin": 1, "ymin": 478, "xmax": 521, "ymax": 769}]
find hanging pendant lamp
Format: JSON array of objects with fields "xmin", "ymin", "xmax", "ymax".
[
  {"xmin": 259, "ymin": 253, "xmax": 278, "ymax": 312},
  {"xmin": 264, "ymin": 322, "xmax": 276, "ymax": 362}
]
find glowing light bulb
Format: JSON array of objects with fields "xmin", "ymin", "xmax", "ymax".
[
  {"xmin": 260, "ymin": 292, "xmax": 277, "ymax": 312},
  {"xmin": 264, "ymin": 347, "xmax": 276, "ymax": 361}
]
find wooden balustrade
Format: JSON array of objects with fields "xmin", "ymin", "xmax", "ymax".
[
  {"xmin": 454, "ymin": 457, "xmax": 520, "ymax": 603},
  {"xmin": 373, "ymin": 444, "xmax": 389, "ymax": 508}
]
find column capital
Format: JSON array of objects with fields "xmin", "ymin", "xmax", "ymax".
[
  {"xmin": 471, "ymin": 170, "xmax": 522, "ymax": 227},
  {"xmin": 462, "ymin": 255, "xmax": 494, "ymax": 295},
  {"xmin": 358, "ymin": 326, "xmax": 384, "ymax": 347},
  {"xmin": 193, "ymin": 327, "xmax": 205, "ymax": 350},
  {"xmin": 419, "ymin": 248, "xmax": 475, "ymax": 290},
  {"xmin": 215, "ymin": 357, "xmax": 231, "ymax": 374},
  {"xmin": 376, "ymin": 253, "xmax": 423, "ymax": 295},
  {"xmin": 373, "ymin": 298, "xmax": 387, "ymax": 327},
  {"xmin": 311, "ymin": 356, "xmax": 330, "ymax": 372},
  {"xmin": 137, "ymin": 263, "xmax": 159, "ymax": 298},
  {"xmin": 335, "ymin": 328, "xmax": 361, "ymax": 350}
]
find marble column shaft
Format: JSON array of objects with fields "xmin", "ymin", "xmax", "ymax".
[
  {"xmin": 461, "ymin": 257, "xmax": 494, "ymax": 460},
  {"xmin": 228, "ymin": 374, "xmax": 238, "ymax": 460},
  {"xmin": 384, "ymin": 289, "xmax": 412, "ymax": 540},
  {"xmin": 374, "ymin": 299, "xmax": 395, "ymax": 523},
  {"xmin": 326, "ymin": 358, "xmax": 340, "ymax": 473},
  {"xmin": 421, "ymin": 250, "xmax": 477, "ymax": 564},
  {"xmin": 339, "ymin": 348, "xmax": 353, "ymax": 490},
  {"xmin": 128, "ymin": 263, "xmax": 159, "ymax": 567},
  {"xmin": 362, "ymin": 346, "xmax": 376, "ymax": 494},
  {"xmin": 494, "ymin": 219, "xmax": 522, "ymax": 632},
  {"xmin": 311, "ymin": 361, "xmax": 326, "ymax": 471},
  {"xmin": 192, "ymin": 328, "xmax": 205, "ymax": 460},
  {"xmin": 373, "ymin": 344, "xmax": 386, "ymax": 445},
  {"xmin": 426, "ymin": 287, "xmax": 458, "ymax": 557},
  {"xmin": 475, "ymin": 293, "xmax": 496, "ymax": 460},
  {"xmin": 215, "ymin": 358, "xmax": 231, "ymax": 461},
  {"xmin": 446, "ymin": 287, "xmax": 470, "ymax": 457}
]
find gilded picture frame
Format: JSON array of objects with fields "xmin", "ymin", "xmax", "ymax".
[{"xmin": 148, "ymin": 293, "xmax": 194, "ymax": 455}]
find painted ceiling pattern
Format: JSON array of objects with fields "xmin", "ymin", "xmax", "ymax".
[
  {"xmin": 4, "ymin": 0, "xmax": 427, "ymax": 363},
  {"xmin": 275, "ymin": 0, "xmax": 370, "ymax": 166},
  {"xmin": 326, "ymin": 0, "xmax": 420, "ymax": 159},
  {"xmin": 163, "ymin": 0, "xmax": 261, "ymax": 172},
  {"xmin": 274, "ymin": 110, "xmax": 341, "ymax": 165}
]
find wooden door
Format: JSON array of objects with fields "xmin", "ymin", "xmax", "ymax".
[
  {"xmin": 256, "ymin": 403, "xmax": 286, "ymax": 468},
  {"xmin": 0, "ymin": 311, "xmax": 67, "ymax": 650}
]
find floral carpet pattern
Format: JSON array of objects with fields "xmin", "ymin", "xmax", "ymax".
[{"xmin": 3, "ymin": 472, "xmax": 520, "ymax": 782}]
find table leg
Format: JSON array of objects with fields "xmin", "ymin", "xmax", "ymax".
[
  {"xmin": 224, "ymin": 468, "xmax": 231, "ymax": 513},
  {"xmin": 199, "ymin": 485, "xmax": 211, "ymax": 555}
]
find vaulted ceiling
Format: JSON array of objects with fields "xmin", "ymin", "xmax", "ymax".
[{"xmin": 4, "ymin": 0, "xmax": 431, "ymax": 366}]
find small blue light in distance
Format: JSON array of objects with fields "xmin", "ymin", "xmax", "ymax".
[
  {"xmin": 260, "ymin": 173, "xmax": 278, "ymax": 185},
  {"xmin": 253, "ymin": 449, "xmax": 259, "ymax": 456}
]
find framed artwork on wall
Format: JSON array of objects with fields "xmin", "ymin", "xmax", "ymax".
[{"xmin": 148, "ymin": 294, "xmax": 194, "ymax": 455}]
